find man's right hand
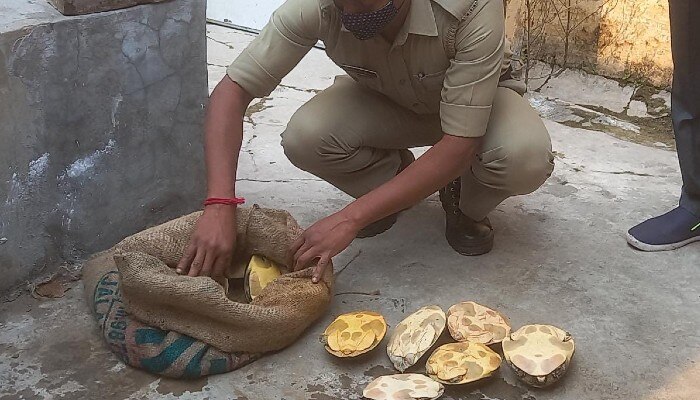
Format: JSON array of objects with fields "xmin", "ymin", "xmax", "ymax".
[{"xmin": 176, "ymin": 205, "xmax": 237, "ymax": 277}]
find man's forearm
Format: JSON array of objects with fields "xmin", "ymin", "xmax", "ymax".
[
  {"xmin": 343, "ymin": 135, "xmax": 480, "ymax": 228},
  {"xmin": 204, "ymin": 77, "xmax": 253, "ymax": 198}
]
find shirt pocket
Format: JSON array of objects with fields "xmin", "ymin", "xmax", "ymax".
[
  {"xmin": 414, "ymin": 69, "xmax": 447, "ymax": 93},
  {"xmin": 339, "ymin": 64, "xmax": 382, "ymax": 91},
  {"xmin": 477, "ymin": 146, "xmax": 507, "ymax": 165}
]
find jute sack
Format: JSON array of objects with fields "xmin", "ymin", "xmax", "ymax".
[
  {"xmin": 82, "ymin": 251, "xmax": 260, "ymax": 378},
  {"xmin": 114, "ymin": 205, "xmax": 334, "ymax": 354}
]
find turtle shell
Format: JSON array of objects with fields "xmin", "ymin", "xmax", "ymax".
[
  {"xmin": 446, "ymin": 302, "xmax": 511, "ymax": 345},
  {"xmin": 387, "ymin": 305, "xmax": 446, "ymax": 372},
  {"xmin": 322, "ymin": 311, "xmax": 387, "ymax": 357},
  {"xmin": 502, "ymin": 324, "xmax": 575, "ymax": 387},
  {"xmin": 244, "ymin": 255, "xmax": 282, "ymax": 302},
  {"xmin": 425, "ymin": 342, "xmax": 502, "ymax": 385},
  {"xmin": 363, "ymin": 374, "xmax": 444, "ymax": 400}
]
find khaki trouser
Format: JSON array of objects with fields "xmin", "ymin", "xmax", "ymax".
[{"xmin": 281, "ymin": 76, "xmax": 554, "ymax": 221}]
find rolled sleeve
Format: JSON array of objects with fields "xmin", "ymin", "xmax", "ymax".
[
  {"xmin": 440, "ymin": 103, "xmax": 493, "ymax": 137},
  {"xmin": 440, "ymin": 0, "xmax": 505, "ymax": 137},
  {"xmin": 227, "ymin": 0, "xmax": 321, "ymax": 98}
]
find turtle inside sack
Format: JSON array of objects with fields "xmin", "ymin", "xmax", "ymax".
[{"xmin": 223, "ymin": 255, "xmax": 284, "ymax": 303}]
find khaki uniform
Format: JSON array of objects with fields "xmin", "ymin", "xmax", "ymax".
[{"xmin": 227, "ymin": 0, "xmax": 553, "ymax": 220}]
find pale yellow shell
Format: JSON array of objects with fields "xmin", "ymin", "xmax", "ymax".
[
  {"xmin": 446, "ymin": 301, "xmax": 511, "ymax": 345},
  {"xmin": 426, "ymin": 342, "xmax": 502, "ymax": 385},
  {"xmin": 502, "ymin": 324, "xmax": 575, "ymax": 387},
  {"xmin": 244, "ymin": 255, "xmax": 282, "ymax": 301},
  {"xmin": 363, "ymin": 374, "xmax": 444, "ymax": 400},
  {"xmin": 322, "ymin": 311, "xmax": 387, "ymax": 357},
  {"xmin": 387, "ymin": 305, "xmax": 446, "ymax": 372}
]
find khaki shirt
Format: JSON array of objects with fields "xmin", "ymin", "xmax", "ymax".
[{"xmin": 227, "ymin": 0, "xmax": 506, "ymax": 138}]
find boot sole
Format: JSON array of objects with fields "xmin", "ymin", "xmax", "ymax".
[
  {"xmin": 445, "ymin": 230, "xmax": 494, "ymax": 256},
  {"xmin": 626, "ymin": 232, "xmax": 700, "ymax": 252}
]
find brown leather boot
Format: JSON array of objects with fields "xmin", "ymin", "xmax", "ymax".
[
  {"xmin": 356, "ymin": 149, "xmax": 415, "ymax": 238},
  {"xmin": 438, "ymin": 178, "xmax": 494, "ymax": 255}
]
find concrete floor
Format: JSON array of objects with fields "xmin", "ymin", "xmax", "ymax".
[{"xmin": 1, "ymin": 25, "xmax": 699, "ymax": 400}]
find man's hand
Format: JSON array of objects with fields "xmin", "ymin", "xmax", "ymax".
[
  {"xmin": 289, "ymin": 135, "xmax": 479, "ymax": 284},
  {"xmin": 177, "ymin": 76, "xmax": 252, "ymax": 278},
  {"xmin": 289, "ymin": 211, "xmax": 360, "ymax": 283},
  {"xmin": 177, "ymin": 205, "xmax": 237, "ymax": 277}
]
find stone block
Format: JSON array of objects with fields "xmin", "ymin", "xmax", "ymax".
[
  {"xmin": 0, "ymin": 0, "xmax": 208, "ymax": 292},
  {"xmin": 49, "ymin": 0, "xmax": 170, "ymax": 16}
]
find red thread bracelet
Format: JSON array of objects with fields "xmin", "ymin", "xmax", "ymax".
[{"xmin": 203, "ymin": 197, "xmax": 246, "ymax": 207}]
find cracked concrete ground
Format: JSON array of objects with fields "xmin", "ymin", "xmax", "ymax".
[{"xmin": 1, "ymin": 24, "xmax": 699, "ymax": 400}]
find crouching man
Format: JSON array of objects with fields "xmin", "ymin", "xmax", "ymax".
[{"xmin": 177, "ymin": 0, "xmax": 554, "ymax": 281}]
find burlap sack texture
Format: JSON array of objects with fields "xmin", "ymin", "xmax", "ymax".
[
  {"xmin": 82, "ymin": 251, "xmax": 259, "ymax": 378},
  {"xmin": 113, "ymin": 205, "xmax": 334, "ymax": 354}
]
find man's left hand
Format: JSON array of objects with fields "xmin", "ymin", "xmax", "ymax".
[{"xmin": 289, "ymin": 211, "xmax": 360, "ymax": 283}]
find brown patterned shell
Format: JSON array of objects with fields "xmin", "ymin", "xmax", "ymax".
[
  {"xmin": 502, "ymin": 324, "xmax": 575, "ymax": 387},
  {"xmin": 446, "ymin": 302, "xmax": 511, "ymax": 345},
  {"xmin": 363, "ymin": 374, "xmax": 444, "ymax": 400},
  {"xmin": 387, "ymin": 305, "xmax": 446, "ymax": 372},
  {"xmin": 425, "ymin": 342, "xmax": 502, "ymax": 385},
  {"xmin": 322, "ymin": 311, "xmax": 387, "ymax": 357}
]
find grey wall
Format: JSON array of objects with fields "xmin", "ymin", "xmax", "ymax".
[{"xmin": 0, "ymin": 0, "xmax": 208, "ymax": 292}]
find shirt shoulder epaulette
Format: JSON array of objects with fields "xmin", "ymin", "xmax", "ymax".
[{"xmin": 432, "ymin": 0, "xmax": 479, "ymax": 20}]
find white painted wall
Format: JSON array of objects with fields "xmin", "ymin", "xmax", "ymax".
[{"xmin": 207, "ymin": 0, "xmax": 285, "ymax": 30}]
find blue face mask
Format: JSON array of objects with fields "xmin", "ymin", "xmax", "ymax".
[{"xmin": 340, "ymin": 1, "xmax": 399, "ymax": 40}]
